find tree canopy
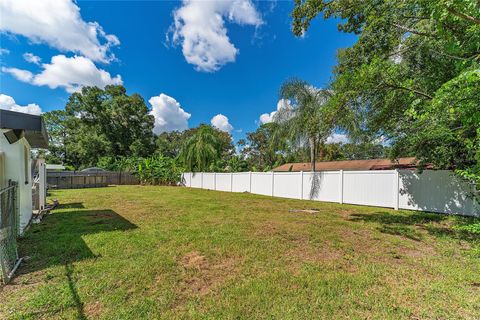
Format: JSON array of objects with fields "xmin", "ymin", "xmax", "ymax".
[
  {"xmin": 292, "ymin": 0, "xmax": 480, "ymax": 187},
  {"xmin": 179, "ymin": 124, "xmax": 234, "ymax": 172},
  {"xmin": 274, "ymin": 79, "xmax": 336, "ymax": 172},
  {"xmin": 238, "ymin": 122, "xmax": 287, "ymax": 171},
  {"xmin": 44, "ymin": 85, "xmax": 155, "ymax": 169}
]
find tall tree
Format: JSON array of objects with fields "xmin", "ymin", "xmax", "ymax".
[
  {"xmin": 42, "ymin": 110, "xmax": 69, "ymax": 164},
  {"xmin": 274, "ymin": 79, "xmax": 335, "ymax": 172},
  {"xmin": 291, "ymin": 0, "xmax": 480, "ymax": 190},
  {"xmin": 64, "ymin": 85, "xmax": 155, "ymax": 168},
  {"xmin": 179, "ymin": 125, "xmax": 224, "ymax": 172},
  {"xmin": 240, "ymin": 122, "xmax": 287, "ymax": 171},
  {"xmin": 156, "ymin": 131, "xmax": 189, "ymax": 158}
]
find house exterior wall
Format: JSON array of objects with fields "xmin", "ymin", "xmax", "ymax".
[{"xmin": 0, "ymin": 132, "xmax": 33, "ymax": 234}]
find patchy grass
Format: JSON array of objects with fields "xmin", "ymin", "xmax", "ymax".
[{"xmin": 1, "ymin": 185, "xmax": 479, "ymax": 319}]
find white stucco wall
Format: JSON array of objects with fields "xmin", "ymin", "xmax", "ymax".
[{"xmin": 0, "ymin": 132, "xmax": 33, "ymax": 234}]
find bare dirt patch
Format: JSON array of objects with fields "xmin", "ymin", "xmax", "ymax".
[
  {"xmin": 338, "ymin": 209, "xmax": 355, "ymax": 219},
  {"xmin": 177, "ymin": 251, "xmax": 240, "ymax": 297},
  {"xmin": 84, "ymin": 300, "xmax": 104, "ymax": 318},
  {"xmin": 289, "ymin": 209, "xmax": 320, "ymax": 214},
  {"xmin": 287, "ymin": 240, "xmax": 342, "ymax": 263},
  {"xmin": 253, "ymin": 221, "xmax": 281, "ymax": 238},
  {"xmin": 0, "ymin": 270, "xmax": 46, "ymax": 297},
  {"xmin": 181, "ymin": 251, "xmax": 208, "ymax": 270}
]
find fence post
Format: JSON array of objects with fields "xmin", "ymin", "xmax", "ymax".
[
  {"xmin": 230, "ymin": 172, "xmax": 233, "ymax": 192},
  {"xmin": 271, "ymin": 171, "xmax": 275, "ymax": 197},
  {"xmin": 393, "ymin": 169, "xmax": 399, "ymax": 210},
  {"xmin": 39, "ymin": 162, "xmax": 46, "ymax": 210},
  {"xmin": 249, "ymin": 171, "xmax": 252, "ymax": 193},
  {"xmin": 214, "ymin": 172, "xmax": 216, "ymax": 190},
  {"xmin": 190, "ymin": 173, "xmax": 192, "ymax": 187},
  {"xmin": 201, "ymin": 172, "xmax": 204, "ymax": 189},
  {"xmin": 339, "ymin": 170, "xmax": 344, "ymax": 204},
  {"xmin": 300, "ymin": 171, "xmax": 304, "ymax": 200}
]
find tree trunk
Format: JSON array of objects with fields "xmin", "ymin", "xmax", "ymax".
[
  {"xmin": 318, "ymin": 143, "xmax": 325, "ymax": 161},
  {"xmin": 309, "ymin": 137, "xmax": 316, "ymax": 172}
]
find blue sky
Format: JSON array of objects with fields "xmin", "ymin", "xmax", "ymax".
[{"xmin": 0, "ymin": 0, "xmax": 356, "ymax": 142}]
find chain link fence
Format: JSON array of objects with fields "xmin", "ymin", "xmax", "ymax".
[{"xmin": 0, "ymin": 181, "xmax": 20, "ymax": 284}]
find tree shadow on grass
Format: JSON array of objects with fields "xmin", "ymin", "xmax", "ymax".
[
  {"xmin": 65, "ymin": 262, "xmax": 87, "ymax": 320},
  {"xmin": 56, "ymin": 202, "xmax": 85, "ymax": 210},
  {"xmin": 18, "ymin": 208, "xmax": 137, "ymax": 273},
  {"xmin": 349, "ymin": 211, "xmax": 480, "ymax": 243},
  {"xmin": 15, "ymin": 206, "xmax": 137, "ymax": 319}
]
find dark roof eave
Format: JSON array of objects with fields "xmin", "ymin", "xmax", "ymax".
[{"xmin": 1, "ymin": 110, "xmax": 49, "ymax": 148}]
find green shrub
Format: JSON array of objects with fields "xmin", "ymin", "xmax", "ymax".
[{"xmin": 99, "ymin": 156, "xmax": 184, "ymax": 185}]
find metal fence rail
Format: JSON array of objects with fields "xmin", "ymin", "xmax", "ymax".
[{"xmin": 0, "ymin": 181, "xmax": 21, "ymax": 284}]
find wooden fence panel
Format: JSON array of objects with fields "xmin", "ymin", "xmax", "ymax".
[{"xmin": 47, "ymin": 171, "xmax": 138, "ymax": 189}]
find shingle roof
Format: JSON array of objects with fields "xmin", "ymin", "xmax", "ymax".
[{"xmin": 272, "ymin": 157, "xmax": 425, "ymax": 172}]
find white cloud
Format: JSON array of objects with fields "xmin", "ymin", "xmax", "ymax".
[
  {"xmin": 149, "ymin": 93, "xmax": 191, "ymax": 134},
  {"xmin": 259, "ymin": 99, "xmax": 292, "ymax": 124},
  {"xmin": 2, "ymin": 55, "xmax": 122, "ymax": 93},
  {"xmin": 0, "ymin": 0, "xmax": 119, "ymax": 63},
  {"xmin": 259, "ymin": 112, "xmax": 274, "ymax": 125},
  {"xmin": 23, "ymin": 52, "xmax": 41, "ymax": 65},
  {"xmin": 211, "ymin": 114, "xmax": 233, "ymax": 133},
  {"xmin": 0, "ymin": 93, "xmax": 41, "ymax": 115},
  {"xmin": 0, "ymin": 48, "xmax": 10, "ymax": 55},
  {"xmin": 326, "ymin": 133, "xmax": 349, "ymax": 144},
  {"xmin": 170, "ymin": 0, "xmax": 262, "ymax": 72},
  {"xmin": 1, "ymin": 67, "xmax": 33, "ymax": 82}
]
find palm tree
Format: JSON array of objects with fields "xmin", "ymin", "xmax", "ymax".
[
  {"xmin": 274, "ymin": 79, "xmax": 333, "ymax": 173},
  {"xmin": 180, "ymin": 125, "xmax": 221, "ymax": 172}
]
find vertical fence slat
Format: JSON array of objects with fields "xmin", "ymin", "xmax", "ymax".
[
  {"xmin": 339, "ymin": 170, "xmax": 344, "ymax": 204},
  {"xmin": 249, "ymin": 171, "xmax": 252, "ymax": 193},
  {"xmin": 271, "ymin": 171, "xmax": 275, "ymax": 197},
  {"xmin": 300, "ymin": 171, "xmax": 304, "ymax": 200},
  {"xmin": 393, "ymin": 169, "xmax": 399, "ymax": 210}
]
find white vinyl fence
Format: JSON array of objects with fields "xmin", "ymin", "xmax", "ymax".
[{"xmin": 182, "ymin": 170, "xmax": 479, "ymax": 216}]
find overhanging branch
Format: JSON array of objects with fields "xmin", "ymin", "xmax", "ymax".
[
  {"xmin": 383, "ymin": 82, "xmax": 434, "ymax": 100},
  {"xmin": 392, "ymin": 23, "xmax": 436, "ymax": 37},
  {"xmin": 448, "ymin": 7, "xmax": 480, "ymax": 25}
]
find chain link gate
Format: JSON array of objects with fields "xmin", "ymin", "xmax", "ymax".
[{"xmin": 0, "ymin": 181, "xmax": 21, "ymax": 284}]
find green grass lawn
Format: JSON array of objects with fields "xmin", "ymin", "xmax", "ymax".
[{"xmin": 1, "ymin": 186, "xmax": 479, "ymax": 319}]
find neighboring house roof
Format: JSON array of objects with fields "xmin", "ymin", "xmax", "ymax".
[
  {"xmin": 272, "ymin": 157, "xmax": 427, "ymax": 172},
  {"xmin": 0, "ymin": 110, "xmax": 48, "ymax": 148}
]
